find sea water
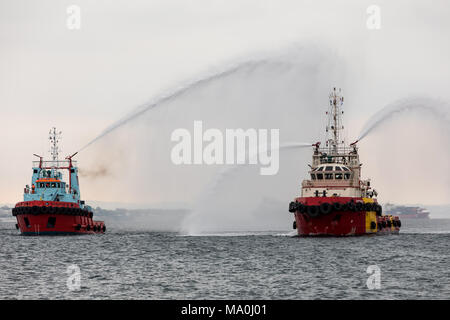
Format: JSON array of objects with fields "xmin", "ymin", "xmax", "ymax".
[{"xmin": 0, "ymin": 219, "xmax": 448, "ymax": 299}]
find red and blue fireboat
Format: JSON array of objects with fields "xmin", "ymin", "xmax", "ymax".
[{"xmin": 12, "ymin": 128, "xmax": 105, "ymax": 235}]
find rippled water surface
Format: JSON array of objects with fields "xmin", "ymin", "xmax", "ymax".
[{"xmin": 0, "ymin": 219, "xmax": 449, "ymax": 299}]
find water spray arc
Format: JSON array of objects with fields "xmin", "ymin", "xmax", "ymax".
[
  {"xmin": 77, "ymin": 60, "xmax": 268, "ymax": 153},
  {"xmin": 181, "ymin": 141, "xmax": 313, "ymax": 235},
  {"xmin": 357, "ymin": 97, "xmax": 450, "ymax": 142}
]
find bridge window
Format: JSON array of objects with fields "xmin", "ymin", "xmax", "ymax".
[
  {"xmin": 39, "ymin": 183, "xmax": 45, "ymax": 188},
  {"xmin": 335, "ymin": 173, "xmax": 343, "ymax": 180},
  {"xmin": 325, "ymin": 166, "xmax": 333, "ymax": 171},
  {"xmin": 335, "ymin": 166, "xmax": 342, "ymax": 171},
  {"xmin": 342, "ymin": 167, "xmax": 350, "ymax": 171},
  {"xmin": 46, "ymin": 183, "xmax": 50, "ymax": 188},
  {"xmin": 51, "ymin": 182, "xmax": 56, "ymax": 188},
  {"xmin": 325, "ymin": 173, "xmax": 333, "ymax": 179},
  {"xmin": 344, "ymin": 173, "xmax": 351, "ymax": 179},
  {"xmin": 317, "ymin": 167, "xmax": 324, "ymax": 171},
  {"xmin": 316, "ymin": 173, "xmax": 323, "ymax": 180},
  {"xmin": 311, "ymin": 174, "xmax": 316, "ymax": 180}
]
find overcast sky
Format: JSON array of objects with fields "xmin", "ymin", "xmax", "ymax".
[{"xmin": 1, "ymin": 0, "xmax": 449, "ymax": 208}]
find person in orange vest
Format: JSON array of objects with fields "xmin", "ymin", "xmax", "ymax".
[{"xmin": 31, "ymin": 184, "xmax": 36, "ymax": 194}]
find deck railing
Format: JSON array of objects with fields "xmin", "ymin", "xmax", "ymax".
[{"xmin": 32, "ymin": 160, "xmax": 77, "ymax": 169}]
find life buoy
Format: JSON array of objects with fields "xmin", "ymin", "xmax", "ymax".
[
  {"xmin": 320, "ymin": 202, "xmax": 332, "ymax": 215},
  {"xmin": 307, "ymin": 205, "xmax": 320, "ymax": 218}
]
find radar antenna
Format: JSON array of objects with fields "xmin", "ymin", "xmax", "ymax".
[
  {"xmin": 326, "ymin": 88, "xmax": 345, "ymax": 154},
  {"xmin": 49, "ymin": 127, "xmax": 62, "ymax": 163}
]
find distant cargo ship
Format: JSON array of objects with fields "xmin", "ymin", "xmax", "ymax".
[
  {"xmin": 12, "ymin": 128, "xmax": 106, "ymax": 235},
  {"xmin": 384, "ymin": 204, "xmax": 430, "ymax": 219}
]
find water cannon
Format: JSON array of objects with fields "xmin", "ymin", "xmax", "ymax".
[
  {"xmin": 65, "ymin": 152, "xmax": 78, "ymax": 168},
  {"xmin": 312, "ymin": 142, "xmax": 321, "ymax": 154},
  {"xmin": 65, "ymin": 152, "xmax": 78, "ymax": 160},
  {"xmin": 349, "ymin": 140, "xmax": 359, "ymax": 153}
]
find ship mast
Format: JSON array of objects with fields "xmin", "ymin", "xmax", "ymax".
[
  {"xmin": 326, "ymin": 88, "xmax": 345, "ymax": 154},
  {"xmin": 49, "ymin": 127, "xmax": 62, "ymax": 166}
]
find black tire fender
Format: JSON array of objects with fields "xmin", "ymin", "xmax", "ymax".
[
  {"xmin": 332, "ymin": 202, "xmax": 342, "ymax": 211},
  {"xmin": 347, "ymin": 202, "xmax": 356, "ymax": 212},
  {"xmin": 31, "ymin": 206, "xmax": 39, "ymax": 215},
  {"xmin": 320, "ymin": 202, "xmax": 332, "ymax": 215},
  {"xmin": 355, "ymin": 202, "xmax": 363, "ymax": 212},
  {"xmin": 307, "ymin": 205, "xmax": 320, "ymax": 218}
]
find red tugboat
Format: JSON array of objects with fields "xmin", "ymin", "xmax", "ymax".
[
  {"xmin": 12, "ymin": 128, "xmax": 105, "ymax": 235},
  {"xmin": 289, "ymin": 88, "xmax": 401, "ymax": 236}
]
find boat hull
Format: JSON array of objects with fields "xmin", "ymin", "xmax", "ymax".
[
  {"xmin": 293, "ymin": 197, "xmax": 400, "ymax": 236},
  {"xmin": 12, "ymin": 201, "xmax": 105, "ymax": 236}
]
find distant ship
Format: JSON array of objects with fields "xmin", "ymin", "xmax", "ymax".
[
  {"xmin": 288, "ymin": 88, "xmax": 401, "ymax": 236},
  {"xmin": 384, "ymin": 203, "xmax": 430, "ymax": 219},
  {"xmin": 12, "ymin": 128, "xmax": 106, "ymax": 235}
]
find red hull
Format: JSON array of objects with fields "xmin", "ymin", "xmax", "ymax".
[
  {"xmin": 13, "ymin": 201, "xmax": 105, "ymax": 236},
  {"xmin": 293, "ymin": 197, "xmax": 400, "ymax": 236}
]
